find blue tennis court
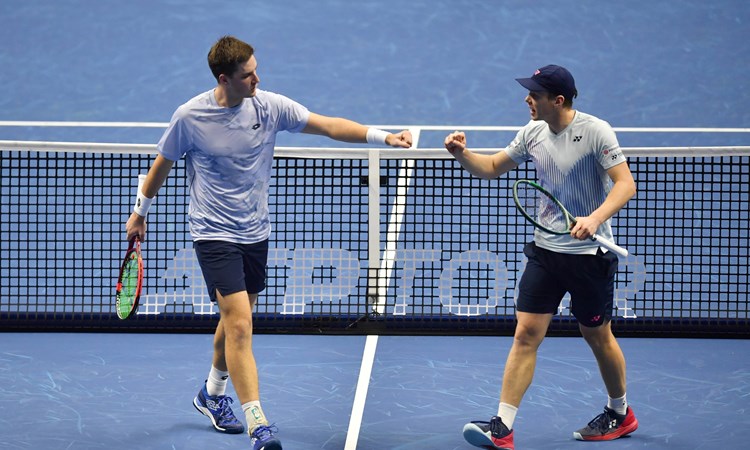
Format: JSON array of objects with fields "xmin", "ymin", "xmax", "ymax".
[
  {"xmin": 1, "ymin": 0, "xmax": 749, "ymax": 449},
  {"xmin": 3, "ymin": 333, "xmax": 749, "ymax": 449}
]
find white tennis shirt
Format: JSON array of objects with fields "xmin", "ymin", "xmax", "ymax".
[
  {"xmin": 504, "ymin": 111, "xmax": 627, "ymax": 254},
  {"xmin": 157, "ymin": 89, "xmax": 310, "ymax": 244}
]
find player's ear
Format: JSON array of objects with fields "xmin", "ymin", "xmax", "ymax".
[{"xmin": 218, "ymin": 73, "xmax": 229, "ymax": 85}]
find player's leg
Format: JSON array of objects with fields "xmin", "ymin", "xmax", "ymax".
[
  {"xmin": 207, "ymin": 239, "xmax": 280, "ymax": 450},
  {"xmin": 191, "ymin": 241, "xmax": 249, "ymax": 434},
  {"xmin": 501, "ymin": 311, "xmax": 554, "ymax": 406},
  {"xmin": 463, "ymin": 312, "xmax": 554, "ymax": 450},
  {"xmin": 569, "ymin": 250, "xmax": 637, "ymax": 441},
  {"xmin": 463, "ymin": 242, "xmax": 562, "ymax": 450},
  {"xmin": 215, "ymin": 288, "xmax": 281, "ymax": 450},
  {"xmin": 216, "ymin": 289, "xmax": 259, "ymax": 404},
  {"xmin": 208, "ymin": 319, "xmax": 229, "ymax": 395},
  {"xmin": 580, "ymin": 320, "xmax": 625, "ymax": 399},
  {"xmin": 574, "ymin": 321, "xmax": 637, "ymax": 440}
]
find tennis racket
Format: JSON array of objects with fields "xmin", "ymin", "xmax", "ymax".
[
  {"xmin": 512, "ymin": 179, "xmax": 629, "ymax": 257},
  {"xmin": 116, "ymin": 236, "xmax": 143, "ymax": 319}
]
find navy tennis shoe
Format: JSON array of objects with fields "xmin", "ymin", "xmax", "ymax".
[
  {"xmin": 250, "ymin": 424, "xmax": 282, "ymax": 450},
  {"xmin": 573, "ymin": 406, "xmax": 638, "ymax": 441},
  {"xmin": 463, "ymin": 415, "xmax": 514, "ymax": 450},
  {"xmin": 192, "ymin": 382, "xmax": 245, "ymax": 434}
]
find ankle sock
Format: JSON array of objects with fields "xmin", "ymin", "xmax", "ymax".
[
  {"xmin": 607, "ymin": 394, "xmax": 628, "ymax": 415},
  {"xmin": 206, "ymin": 366, "xmax": 229, "ymax": 397},
  {"xmin": 497, "ymin": 402, "xmax": 518, "ymax": 430}
]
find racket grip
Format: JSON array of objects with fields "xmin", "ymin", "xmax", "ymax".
[{"xmin": 591, "ymin": 234, "xmax": 629, "ymax": 258}]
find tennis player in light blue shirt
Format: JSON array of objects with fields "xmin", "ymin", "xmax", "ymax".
[
  {"xmin": 157, "ymin": 88, "xmax": 310, "ymax": 244},
  {"xmin": 126, "ymin": 35, "xmax": 412, "ymax": 450},
  {"xmin": 445, "ymin": 65, "xmax": 638, "ymax": 449}
]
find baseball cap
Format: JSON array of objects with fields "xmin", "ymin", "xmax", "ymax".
[{"xmin": 515, "ymin": 65, "xmax": 578, "ymax": 100}]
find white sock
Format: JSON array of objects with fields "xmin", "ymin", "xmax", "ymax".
[
  {"xmin": 497, "ymin": 402, "xmax": 518, "ymax": 430},
  {"xmin": 607, "ymin": 394, "xmax": 628, "ymax": 415},
  {"xmin": 242, "ymin": 401, "xmax": 269, "ymax": 433},
  {"xmin": 206, "ymin": 366, "xmax": 229, "ymax": 397}
]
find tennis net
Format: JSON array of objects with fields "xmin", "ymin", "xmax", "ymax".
[{"xmin": 1, "ymin": 139, "xmax": 748, "ymax": 337}]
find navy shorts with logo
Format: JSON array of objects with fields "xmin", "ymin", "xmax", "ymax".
[
  {"xmin": 193, "ymin": 239, "xmax": 269, "ymax": 302},
  {"xmin": 516, "ymin": 241, "xmax": 618, "ymax": 327}
]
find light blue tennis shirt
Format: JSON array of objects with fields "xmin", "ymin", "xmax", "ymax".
[
  {"xmin": 504, "ymin": 111, "xmax": 627, "ymax": 255},
  {"xmin": 157, "ymin": 89, "xmax": 310, "ymax": 244}
]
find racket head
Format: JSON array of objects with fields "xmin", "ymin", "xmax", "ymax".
[
  {"xmin": 512, "ymin": 179, "xmax": 574, "ymax": 235},
  {"xmin": 116, "ymin": 236, "xmax": 143, "ymax": 319}
]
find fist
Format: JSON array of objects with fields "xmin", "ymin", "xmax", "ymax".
[{"xmin": 444, "ymin": 131, "xmax": 466, "ymax": 154}]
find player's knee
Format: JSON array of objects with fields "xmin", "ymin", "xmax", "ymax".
[
  {"xmin": 579, "ymin": 322, "xmax": 613, "ymax": 348},
  {"xmin": 222, "ymin": 316, "xmax": 253, "ymax": 342},
  {"xmin": 513, "ymin": 325, "xmax": 546, "ymax": 349}
]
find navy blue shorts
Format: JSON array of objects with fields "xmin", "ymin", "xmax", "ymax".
[
  {"xmin": 193, "ymin": 239, "xmax": 269, "ymax": 302},
  {"xmin": 516, "ymin": 241, "xmax": 618, "ymax": 327}
]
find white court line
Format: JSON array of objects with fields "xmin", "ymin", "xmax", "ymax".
[
  {"xmin": 344, "ymin": 334, "xmax": 379, "ymax": 450},
  {"xmin": 1, "ymin": 121, "xmax": 749, "ymax": 133},
  {"xmin": 345, "ymin": 131, "xmax": 423, "ymax": 448}
]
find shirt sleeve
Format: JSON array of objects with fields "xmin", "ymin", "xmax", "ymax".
[
  {"xmin": 593, "ymin": 120, "xmax": 626, "ymax": 170},
  {"xmin": 156, "ymin": 107, "xmax": 192, "ymax": 162},
  {"xmin": 269, "ymin": 92, "xmax": 310, "ymax": 133},
  {"xmin": 503, "ymin": 123, "xmax": 531, "ymax": 164}
]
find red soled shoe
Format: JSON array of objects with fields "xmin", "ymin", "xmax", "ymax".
[{"xmin": 573, "ymin": 406, "xmax": 638, "ymax": 441}]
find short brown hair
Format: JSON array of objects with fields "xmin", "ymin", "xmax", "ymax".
[{"xmin": 207, "ymin": 35, "xmax": 254, "ymax": 81}]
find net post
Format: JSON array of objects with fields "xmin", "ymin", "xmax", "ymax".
[{"xmin": 366, "ymin": 149, "xmax": 383, "ymax": 313}]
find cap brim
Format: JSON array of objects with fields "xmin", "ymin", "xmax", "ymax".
[{"xmin": 515, "ymin": 77, "xmax": 546, "ymax": 92}]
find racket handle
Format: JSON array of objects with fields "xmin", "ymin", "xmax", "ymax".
[{"xmin": 591, "ymin": 234, "xmax": 629, "ymax": 258}]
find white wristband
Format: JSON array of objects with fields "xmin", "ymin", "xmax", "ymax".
[
  {"xmin": 366, "ymin": 128, "xmax": 390, "ymax": 146},
  {"xmin": 134, "ymin": 190, "xmax": 154, "ymax": 217},
  {"xmin": 133, "ymin": 174, "xmax": 154, "ymax": 217}
]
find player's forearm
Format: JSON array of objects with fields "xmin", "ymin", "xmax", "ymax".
[
  {"xmin": 141, "ymin": 155, "xmax": 174, "ymax": 198},
  {"xmin": 454, "ymin": 150, "xmax": 509, "ymax": 180},
  {"xmin": 592, "ymin": 179, "xmax": 636, "ymax": 224},
  {"xmin": 314, "ymin": 117, "xmax": 370, "ymax": 143}
]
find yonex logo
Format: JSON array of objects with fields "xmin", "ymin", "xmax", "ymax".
[
  {"xmin": 136, "ymin": 198, "xmax": 141, "ymax": 207},
  {"xmin": 252, "ymin": 123, "xmax": 261, "ymax": 130},
  {"xmin": 573, "ymin": 136, "xmax": 582, "ymax": 142},
  {"xmin": 608, "ymin": 419, "xmax": 618, "ymax": 429}
]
